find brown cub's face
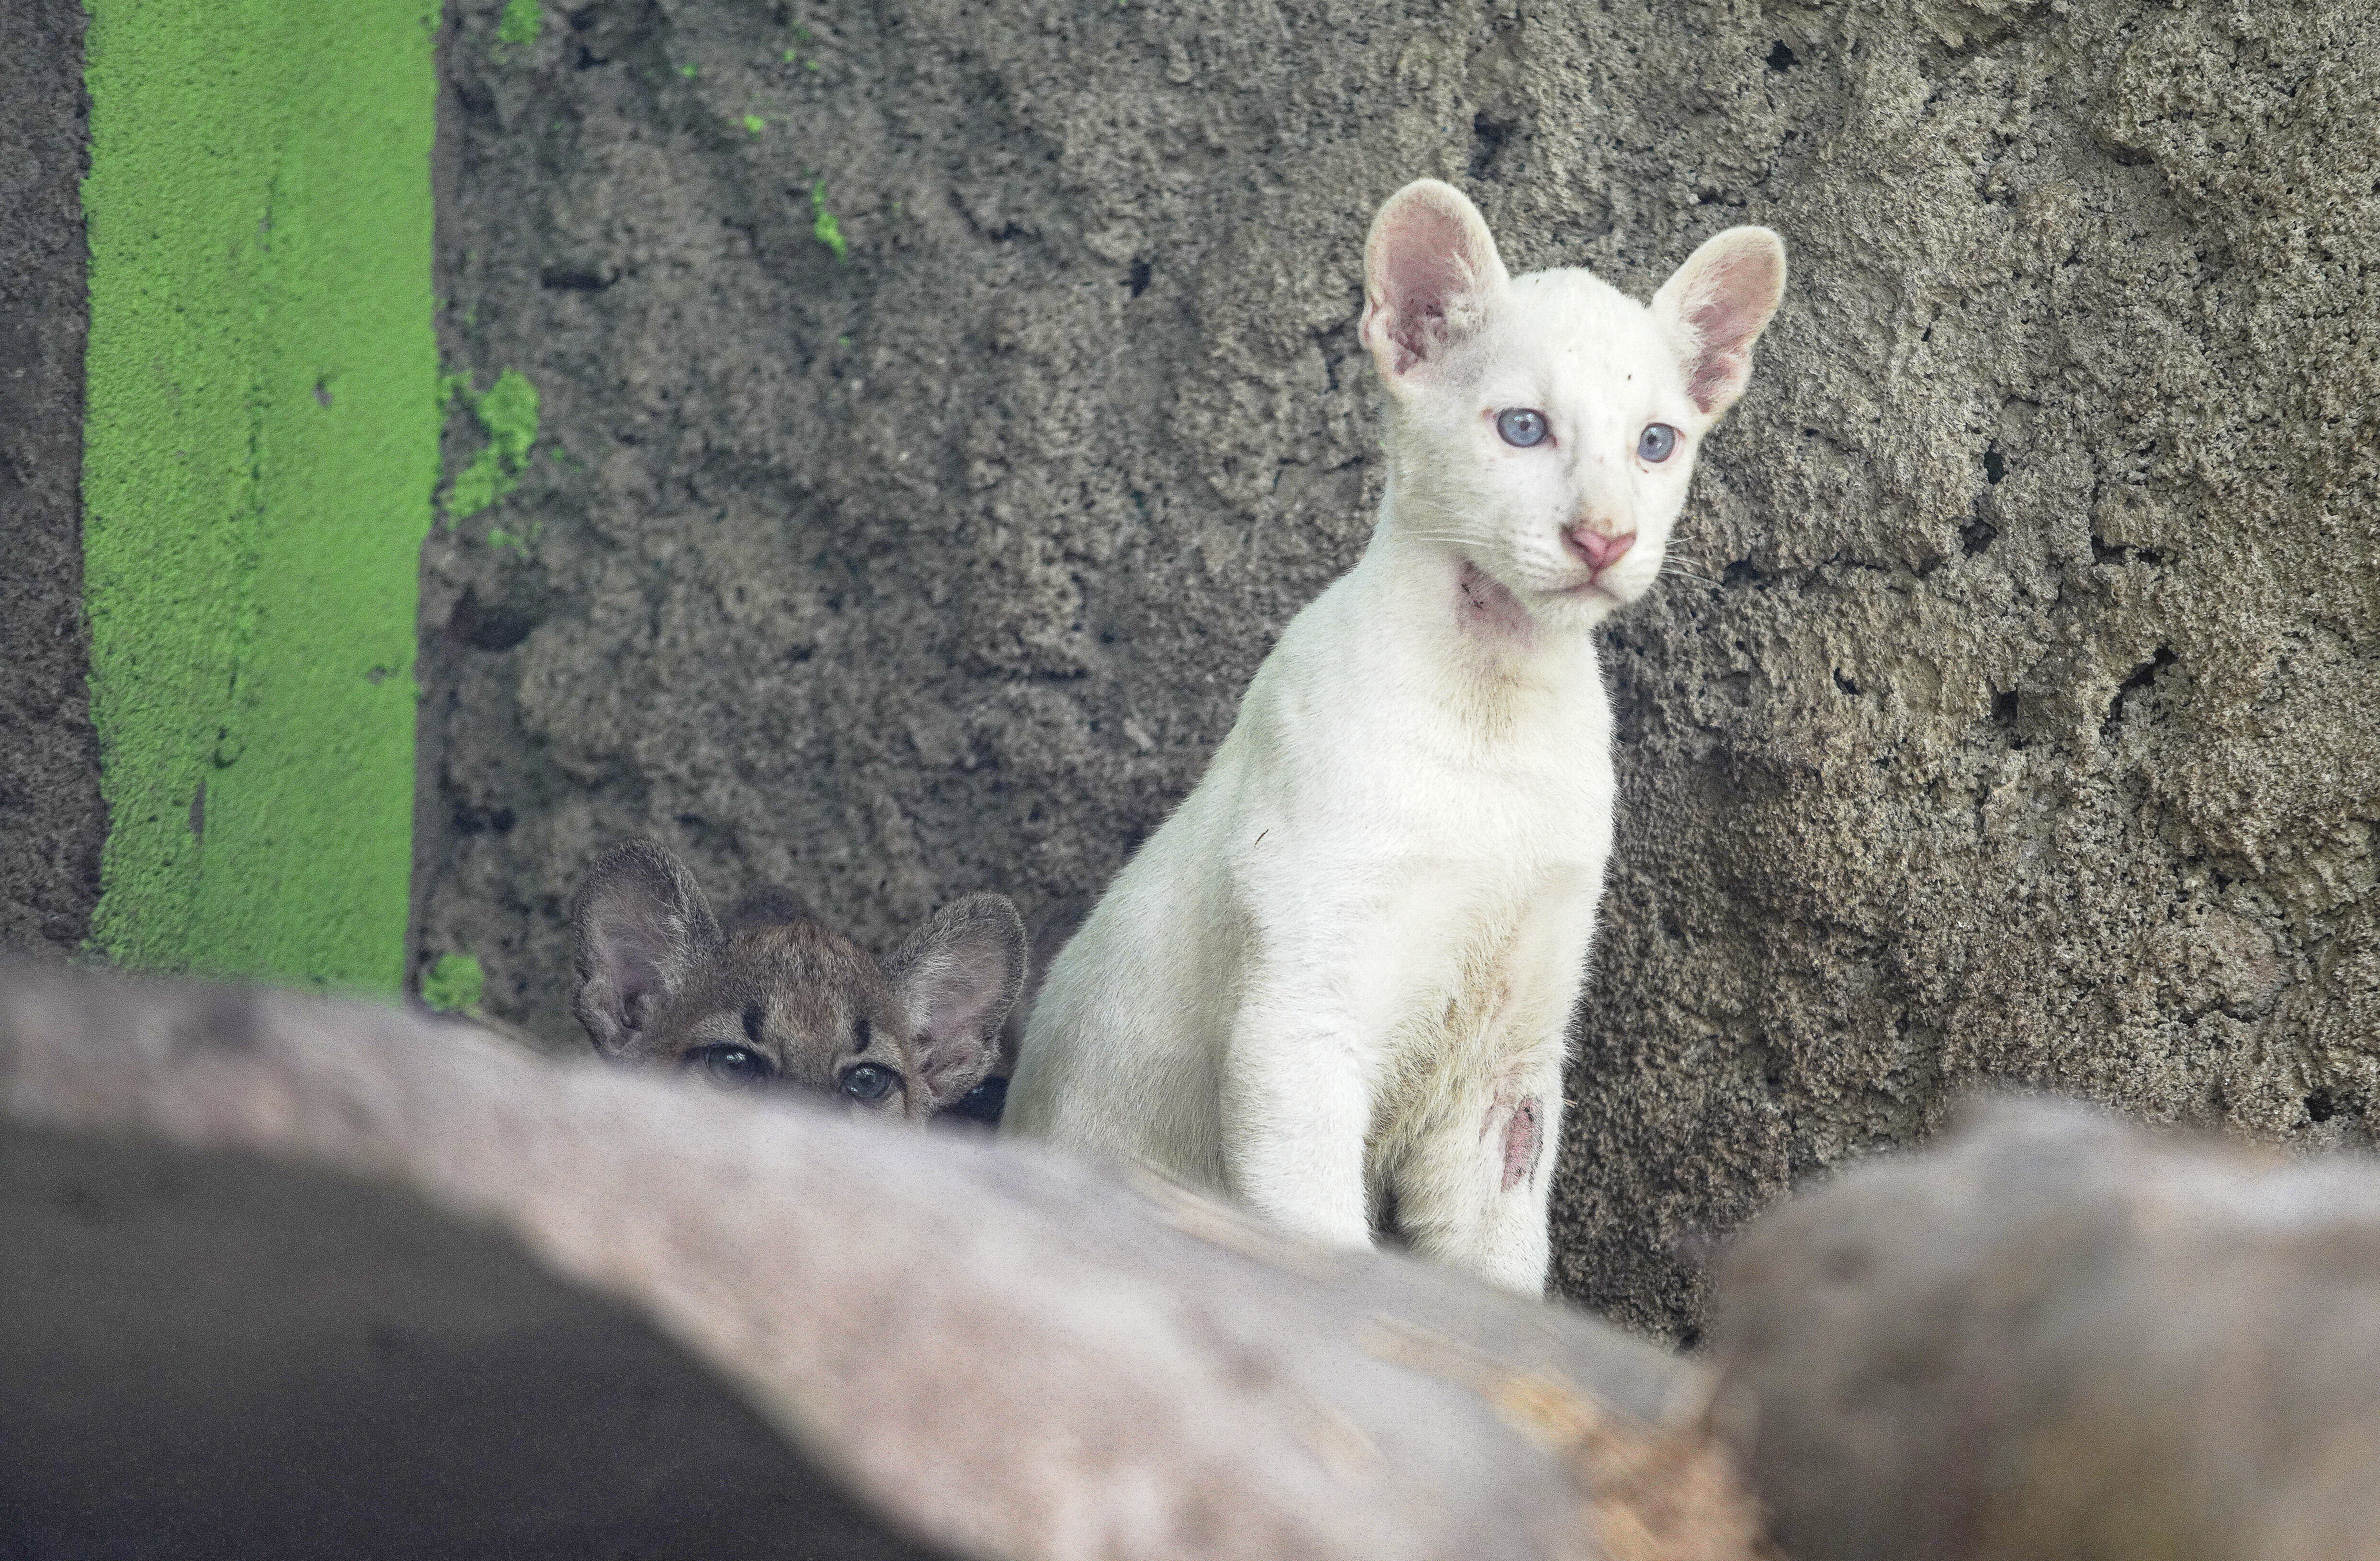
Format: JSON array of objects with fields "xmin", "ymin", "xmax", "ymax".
[
  {"xmin": 610, "ymin": 920, "xmax": 924, "ymax": 1116},
  {"xmin": 569, "ymin": 840, "xmax": 1025, "ymax": 1121}
]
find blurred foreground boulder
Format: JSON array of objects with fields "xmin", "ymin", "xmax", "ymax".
[
  {"xmin": 1, "ymin": 1115, "xmax": 941, "ymax": 1560},
  {"xmin": 1712, "ymin": 1098, "xmax": 2380, "ymax": 1561},
  {"xmin": 0, "ymin": 959, "xmax": 1756, "ymax": 1561}
]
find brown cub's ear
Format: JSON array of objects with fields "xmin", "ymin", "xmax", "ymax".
[
  {"xmin": 1650, "ymin": 226, "xmax": 1787, "ymax": 419},
  {"xmin": 569, "ymin": 840, "xmax": 722, "ymax": 1054},
  {"xmin": 885, "ymin": 894, "xmax": 1026, "ymax": 1115},
  {"xmin": 1360, "ymin": 178, "xmax": 1510, "ymax": 387}
]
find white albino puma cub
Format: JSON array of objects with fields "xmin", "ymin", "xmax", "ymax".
[{"xmin": 1002, "ymin": 180, "xmax": 1785, "ymax": 1293}]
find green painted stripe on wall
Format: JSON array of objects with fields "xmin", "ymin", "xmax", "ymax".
[{"xmin": 80, "ymin": 0, "xmax": 440, "ymax": 991}]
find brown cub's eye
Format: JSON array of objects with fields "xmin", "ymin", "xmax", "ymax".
[
  {"xmin": 683, "ymin": 1045, "xmax": 775, "ymax": 1086},
  {"xmin": 839, "ymin": 1063, "xmax": 899, "ymax": 1104}
]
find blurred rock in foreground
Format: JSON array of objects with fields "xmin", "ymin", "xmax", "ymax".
[
  {"xmin": 1714, "ymin": 1098, "xmax": 2380, "ymax": 1561},
  {"xmin": 0, "ymin": 958, "xmax": 1749, "ymax": 1561}
]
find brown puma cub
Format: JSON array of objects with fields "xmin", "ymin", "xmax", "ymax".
[{"xmin": 570, "ymin": 839, "xmax": 1026, "ymax": 1121}]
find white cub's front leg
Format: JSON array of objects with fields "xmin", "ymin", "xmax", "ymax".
[
  {"xmin": 1217, "ymin": 957, "xmax": 1399, "ymax": 1249},
  {"xmin": 1219, "ymin": 1027, "xmax": 1376, "ymax": 1250},
  {"xmin": 1391, "ymin": 1050, "xmax": 1568, "ymax": 1294}
]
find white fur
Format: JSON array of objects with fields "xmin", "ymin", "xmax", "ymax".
[{"xmin": 1003, "ymin": 181, "xmax": 1785, "ymax": 1293}]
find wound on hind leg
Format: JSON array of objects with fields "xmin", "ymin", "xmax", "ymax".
[{"xmin": 1500, "ymin": 1096, "xmax": 1541, "ymax": 1190}]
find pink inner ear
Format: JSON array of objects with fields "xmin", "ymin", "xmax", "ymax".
[
  {"xmin": 1371, "ymin": 201, "xmax": 1484, "ymax": 375},
  {"xmin": 1685, "ymin": 338, "xmax": 1747, "ymax": 413},
  {"xmin": 1682, "ymin": 247, "xmax": 1782, "ymax": 412},
  {"xmin": 590, "ymin": 914, "xmax": 672, "ymax": 1030}
]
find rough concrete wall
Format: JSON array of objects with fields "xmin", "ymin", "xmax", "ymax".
[
  {"xmin": 0, "ymin": 0, "xmax": 104, "ymax": 957},
  {"xmin": 418, "ymin": 0, "xmax": 2380, "ymax": 1334}
]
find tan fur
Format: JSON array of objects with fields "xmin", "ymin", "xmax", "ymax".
[
  {"xmin": 570, "ymin": 839, "xmax": 1026, "ymax": 1120},
  {"xmin": 604, "ymin": 917, "xmax": 932, "ymax": 1115}
]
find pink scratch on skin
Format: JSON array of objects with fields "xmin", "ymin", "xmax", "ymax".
[{"xmin": 1501, "ymin": 1096, "xmax": 1541, "ymax": 1191}]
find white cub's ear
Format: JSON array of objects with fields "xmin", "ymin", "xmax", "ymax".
[
  {"xmin": 1651, "ymin": 226, "xmax": 1787, "ymax": 419},
  {"xmin": 1360, "ymin": 179, "xmax": 1511, "ymax": 387}
]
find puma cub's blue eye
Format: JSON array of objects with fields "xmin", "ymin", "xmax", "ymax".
[
  {"xmin": 1496, "ymin": 408, "xmax": 1549, "ymax": 448},
  {"xmin": 1638, "ymin": 423, "xmax": 1679, "ymax": 462},
  {"xmin": 840, "ymin": 1063, "xmax": 899, "ymax": 1104},
  {"xmin": 684, "ymin": 1044, "xmax": 775, "ymax": 1085}
]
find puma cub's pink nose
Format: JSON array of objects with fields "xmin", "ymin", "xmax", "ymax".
[{"xmin": 1565, "ymin": 526, "xmax": 1636, "ymax": 575}]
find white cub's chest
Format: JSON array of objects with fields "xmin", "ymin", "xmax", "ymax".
[
  {"xmin": 1230, "ymin": 623, "xmax": 1617, "ymax": 1084},
  {"xmin": 1237, "ymin": 567, "xmax": 1615, "ymax": 845},
  {"xmin": 1265, "ymin": 713, "xmax": 1611, "ymax": 887}
]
